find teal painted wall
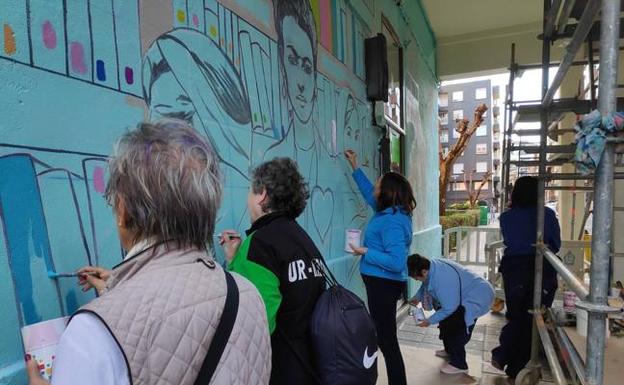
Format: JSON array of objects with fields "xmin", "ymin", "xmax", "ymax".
[{"xmin": 0, "ymin": 1, "xmax": 438, "ymax": 382}]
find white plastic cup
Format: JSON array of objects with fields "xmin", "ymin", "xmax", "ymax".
[
  {"xmin": 21, "ymin": 317, "xmax": 69, "ymax": 381},
  {"xmin": 345, "ymin": 229, "xmax": 362, "ymax": 252},
  {"xmin": 610, "ymin": 287, "xmax": 621, "ymax": 298},
  {"xmin": 412, "ymin": 306, "xmax": 426, "ymax": 324}
]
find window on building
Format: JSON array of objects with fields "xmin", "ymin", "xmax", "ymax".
[
  {"xmin": 476, "ymin": 162, "xmax": 488, "ymax": 173},
  {"xmin": 383, "ymin": 19, "xmax": 401, "ymax": 129},
  {"xmin": 476, "ymin": 143, "xmax": 488, "ymax": 155},
  {"xmin": 439, "ymin": 93, "xmax": 448, "ymax": 107},
  {"xmin": 442, "ymin": 147, "xmax": 449, "ymax": 157},
  {"xmin": 454, "ymin": 182, "xmax": 466, "ymax": 191},
  {"xmin": 476, "ymin": 125, "xmax": 487, "ymax": 136},
  {"xmin": 452, "ymin": 91, "xmax": 463, "ymax": 101},
  {"xmin": 453, "ymin": 110, "xmax": 463, "ymax": 121},
  {"xmin": 477, "ymin": 181, "xmax": 489, "ymax": 190},
  {"xmin": 440, "ymin": 131, "xmax": 449, "ymax": 143},
  {"xmin": 439, "ymin": 112, "xmax": 449, "ymax": 125},
  {"xmin": 382, "ymin": 17, "xmax": 405, "ymax": 174},
  {"xmin": 475, "ymin": 87, "xmax": 487, "ymax": 100},
  {"xmin": 453, "ymin": 163, "xmax": 464, "ymax": 174}
]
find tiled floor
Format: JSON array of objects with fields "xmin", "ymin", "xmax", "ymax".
[{"xmin": 377, "ymin": 312, "xmax": 511, "ymax": 385}]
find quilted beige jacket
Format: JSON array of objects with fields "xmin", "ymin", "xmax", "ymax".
[{"xmin": 77, "ymin": 243, "xmax": 271, "ymax": 385}]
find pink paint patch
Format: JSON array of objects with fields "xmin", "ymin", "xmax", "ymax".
[
  {"xmin": 331, "ymin": 120, "xmax": 337, "ymax": 155},
  {"xmin": 192, "ymin": 14, "xmax": 199, "ymax": 27},
  {"xmin": 70, "ymin": 42, "xmax": 87, "ymax": 74},
  {"xmin": 93, "ymin": 167, "xmax": 106, "ymax": 194},
  {"xmin": 42, "ymin": 21, "xmax": 56, "ymax": 49}
]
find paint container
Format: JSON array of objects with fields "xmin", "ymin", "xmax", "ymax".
[
  {"xmin": 412, "ymin": 306, "xmax": 426, "ymax": 324},
  {"xmin": 563, "ymin": 291, "xmax": 577, "ymax": 313},
  {"xmin": 344, "ymin": 229, "xmax": 361, "ymax": 252},
  {"xmin": 21, "ymin": 317, "xmax": 69, "ymax": 381}
]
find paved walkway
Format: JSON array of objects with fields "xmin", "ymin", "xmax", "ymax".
[{"xmin": 376, "ymin": 312, "xmax": 509, "ymax": 385}]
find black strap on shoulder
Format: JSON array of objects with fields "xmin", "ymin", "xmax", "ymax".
[{"xmin": 194, "ymin": 269, "xmax": 239, "ymax": 384}]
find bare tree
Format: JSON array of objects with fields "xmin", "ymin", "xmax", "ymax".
[
  {"xmin": 439, "ymin": 103, "xmax": 488, "ymax": 215},
  {"xmin": 463, "ymin": 169, "xmax": 493, "ymax": 209}
]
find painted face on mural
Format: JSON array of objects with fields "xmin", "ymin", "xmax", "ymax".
[
  {"xmin": 148, "ymin": 70, "xmax": 196, "ymax": 124},
  {"xmin": 343, "ymin": 95, "xmax": 361, "ymax": 153},
  {"xmin": 281, "ymin": 16, "xmax": 315, "ymax": 123}
]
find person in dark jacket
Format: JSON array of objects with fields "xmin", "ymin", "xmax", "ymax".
[
  {"xmin": 491, "ymin": 176, "xmax": 561, "ymax": 378},
  {"xmin": 344, "ymin": 149, "xmax": 416, "ymax": 385},
  {"xmin": 220, "ymin": 157, "xmax": 325, "ymax": 385}
]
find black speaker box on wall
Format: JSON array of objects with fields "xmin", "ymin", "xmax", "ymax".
[{"xmin": 365, "ymin": 33, "xmax": 389, "ymax": 102}]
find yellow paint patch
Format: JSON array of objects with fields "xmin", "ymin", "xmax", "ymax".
[
  {"xmin": 209, "ymin": 25, "xmax": 217, "ymax": 38},
  {"xmin": 3, "ymin": 24, "xmax": 16, "ymax": 55},
  {"xmin": 176, "ymin": 10, "xmax": 186, "ymax": 23}
]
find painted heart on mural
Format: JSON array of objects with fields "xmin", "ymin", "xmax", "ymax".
[{"xmin": 310, "ymin": 186, "xmax": 334, "ymax": 242}]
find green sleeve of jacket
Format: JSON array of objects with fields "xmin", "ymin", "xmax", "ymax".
[{"xmin": 228, "ymin": 234, "xmax": 282, "ymax": 334}]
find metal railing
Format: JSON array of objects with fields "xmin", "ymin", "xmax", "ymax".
[
  {"xmin": 442, "ymin": 226, "xmax": 501, "ymax": 266},
  {"xmin": 484, "ymin": 240, "xmax": 590, "ymax": 299}
]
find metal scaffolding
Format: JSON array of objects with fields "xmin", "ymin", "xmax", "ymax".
[{"xmin": 499, "ymin": 1, "xmax": 623, "ymax": 384}]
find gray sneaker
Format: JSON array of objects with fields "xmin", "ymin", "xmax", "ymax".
[
  {"xmin": 435, "ymin": 349, "xmax": 450, "ymax": 359},
  {"xmin": 440, "ymin": 362, "xmax": 468, "ymax": 374}
]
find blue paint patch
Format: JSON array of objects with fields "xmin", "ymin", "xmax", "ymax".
[
  {"xmin": 0, "ymin": 154, "xmax": 63, "ymax": 325},
  {"xmin": 96, "ymin": 59, "xmax": 106, "ymax": 81}
]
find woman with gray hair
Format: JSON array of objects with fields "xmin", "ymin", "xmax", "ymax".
[{"xmin": 26, "ymin": 120, "xmax": 271, "ymax": 385}]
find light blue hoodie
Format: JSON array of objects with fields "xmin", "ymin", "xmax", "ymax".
[
  {"xmin": 352, "ymin": 168, "xmax": 412, "ymax": 281},
  {"xmin": 415, "ymin": 258, "xmax": 495, "ymax": 329}
]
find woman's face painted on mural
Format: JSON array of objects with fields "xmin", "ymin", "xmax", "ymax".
[
  {"xmin": 343, "ymin": 96, "xmax": 361, "ymax": 153},
  {"xmin": 281, "ymin": 16, "xmax": 315, "ymax": 123},
  {"xmin": 148, "ymin": 69, "xmax": 196, "ymax": 124}
]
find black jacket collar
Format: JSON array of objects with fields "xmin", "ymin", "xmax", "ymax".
[{"xmin": 246, "ymin": 211, "xmax": 291, "ymax": 235}]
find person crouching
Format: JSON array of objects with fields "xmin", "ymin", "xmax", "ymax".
[{"xmin": 408, "ymin": 254, "xmax": 494, "ymax": 374}]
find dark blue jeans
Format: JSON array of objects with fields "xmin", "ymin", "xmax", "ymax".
[
  {"xmin": 441, "ymin": 321, "xmax": 476, "ymax": 369},
  {"xmin": 491, "ymin": 260, "xmax": 557, "ymax": 378}
]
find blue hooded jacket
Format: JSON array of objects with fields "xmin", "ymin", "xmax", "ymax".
[{"xmin": 352, "ymin": 168, "xmax": 412, "ymax": 281}]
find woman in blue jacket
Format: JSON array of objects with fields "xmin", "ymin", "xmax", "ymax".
[
  {"xmin": 345, "ymin": 149, "xmax": 415, "ymax": 385},
  {"xmin": 409, "ymin": 254, "xmax": 495, "ymax": 374}
]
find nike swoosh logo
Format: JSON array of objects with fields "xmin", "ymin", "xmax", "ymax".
[{"xmin": 363, "ymin": 347, "xmax": 378, "ymax": 369}]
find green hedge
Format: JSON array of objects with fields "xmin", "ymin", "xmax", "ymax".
[{"xmin": 449, "ymin": 201, "xmax": 472, "ymax": 210}]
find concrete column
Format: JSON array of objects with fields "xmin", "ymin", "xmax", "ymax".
[{"xmin": 557, "ymin": 64, "xmax": 585, "ymax": 241}]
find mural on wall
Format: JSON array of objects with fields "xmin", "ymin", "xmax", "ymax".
[{"xmin": 0, "ymin": 0, "xmax": 380, "ymax": 381}]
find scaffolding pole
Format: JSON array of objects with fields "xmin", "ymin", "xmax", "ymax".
[
  {"xmin": 585, "ymin": 1, "xmax": 620, "ymax": 383},
  {"xmin": 528, "ymin": 0, "xmax": 552, "ymax": 374},
  {"xmin": 543, "ymin": 0, "xmax": 600, "ymax": 106},
  {"xmin": 502, "ymin": 43, "xmax": 516, "ymax": 209}
]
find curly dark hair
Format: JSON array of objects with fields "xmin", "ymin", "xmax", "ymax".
[{"xmin": 251, "ymin": 157, "xmax": 310, "ymax": 218}]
